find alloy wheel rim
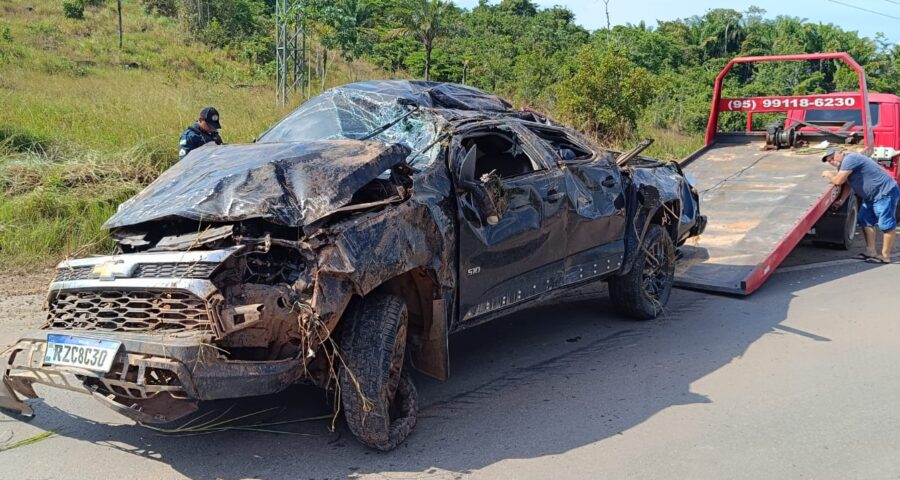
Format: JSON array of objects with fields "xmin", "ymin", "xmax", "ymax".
[{"xmin": 641, "ymin": 240, "xmax": 670, "ymax": 300}]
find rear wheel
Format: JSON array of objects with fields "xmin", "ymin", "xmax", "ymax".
[
  {"xmin": 812, "ymin": 195, "xmax": 859, "ymax": 250},
  {"xmin": 339, "ymin": 294, "xmax": 417, "ymax": 451},
  {"xmin": 609, "ymin": 225, "xmax": 675, "ymax": 320},
  {"xmin": 838, "ymin": 195, "xmax": 859, "ymax": 251}
]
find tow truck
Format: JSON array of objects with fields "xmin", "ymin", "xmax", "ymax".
[{"xmin": 675, "ymin": 52, "xmax": 900, "ymax": 295}]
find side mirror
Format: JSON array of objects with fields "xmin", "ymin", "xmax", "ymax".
[{"xmin": 463, "ymin": 171, "xmax": 506, "ymax": 225}]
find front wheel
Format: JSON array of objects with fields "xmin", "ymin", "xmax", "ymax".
[
  {"xmin": 339, "ymin": 294, "xmax": 417, "ymax": 451},
  {"xmin": 609, "ymin": 224, "xmax": 675, "ymax": 320}
]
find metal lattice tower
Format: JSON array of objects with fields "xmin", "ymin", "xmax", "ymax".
[{"xmin": 275, "ymin": 0, "xmax": 306, "ymax": 106}]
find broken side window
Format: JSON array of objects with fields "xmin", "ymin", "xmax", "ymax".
[
  {"xmin": 525, "ymin": 125, "xmax": 593, "ymax": 161},
  {"xmin": 461, "ymin": 132, "xmax": 543, "ymax": 180}
]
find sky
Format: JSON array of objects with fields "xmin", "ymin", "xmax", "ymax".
[{"xmin": 454, "ymin": 0, "xmax": 900, "ymax": 44}]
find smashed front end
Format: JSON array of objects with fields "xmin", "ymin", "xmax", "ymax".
[
  {"xmin": 0, "ymin": 135, "xmax": 444, "ymax": 424},
  {"xmin": 0, "ymin": 236, "xmax": 322, "ymax": 423}
]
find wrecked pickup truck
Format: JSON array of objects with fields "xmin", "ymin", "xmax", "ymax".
[{"xmin": 0, "ymin": 81, "xmax": 704, "ymax": 450}]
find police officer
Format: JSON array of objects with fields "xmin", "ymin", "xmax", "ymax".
[{"xmin": 179, "ymin": 107, "xmax": 223, "ymax": 159}]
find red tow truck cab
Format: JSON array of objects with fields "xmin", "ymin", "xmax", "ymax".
[{"xmin": 786, "ymin": 92, "xmax": 900, "ymax": 182}]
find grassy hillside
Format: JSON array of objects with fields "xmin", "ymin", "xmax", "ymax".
[
  {"xmin": 0, "ymin": 1, "xmax": 282, "ymax": 147},
  {"xmin": 0, "ymin": 0, "xmax": 388, "ymax": 269}
]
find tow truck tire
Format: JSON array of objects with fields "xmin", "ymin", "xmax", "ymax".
[
  {"xmin": 838, "ymin": 196, "xmax": 859, "ymax": 251},
  {"xmin": 339, "ymin": 294, "xmax": 417, "ymax": 451},
  {"xmin": 609, "ymin": 225, "xmax": 675, "ymax": 320},
  {"xmin": 813, "ymin": 195, "xmax": 858, "ymax": 250}
]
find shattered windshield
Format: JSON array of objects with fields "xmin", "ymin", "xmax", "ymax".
[{"xmin": 258, "ymin": 87, "xmax": 441, "ymax": 167}]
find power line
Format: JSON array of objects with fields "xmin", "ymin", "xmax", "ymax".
[
  {"xmin": 884, "ymin": 0, "xmax": 900, "ymax": 7},
  {"xmin": 828, "ymin": 0, "xmax": 900, "ymax": 21}
]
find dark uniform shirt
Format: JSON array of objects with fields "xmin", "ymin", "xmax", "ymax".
[{"xmin": 179, "ymin": 122, "xmax": 222, "ymax": 159}]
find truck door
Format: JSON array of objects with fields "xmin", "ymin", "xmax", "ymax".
[
  {"xmin": 454, "ymin": 124, "xmax": 568, "ymax": 323},
  {"xmin": 522, "ymin": 124, "xmax": 628, "ymax": 285},
  {"xmin": 870, "ymin": 102, "xmax": 900, "ymax": 179}
]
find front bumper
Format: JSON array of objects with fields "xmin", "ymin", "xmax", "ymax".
[{"xmin": 1, "ymin": 330, "xmax": 306, "ymax": 424}]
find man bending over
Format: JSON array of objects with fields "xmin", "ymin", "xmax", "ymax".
[{"xmin": 823, "ymin": 148, "xmax": 900, "ymax": 263}]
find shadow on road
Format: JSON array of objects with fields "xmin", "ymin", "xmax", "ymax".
[{"xmin": 3, "ymin": 255, "xmax": 883, "ymax": 479}]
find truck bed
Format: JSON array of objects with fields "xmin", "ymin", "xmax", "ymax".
[{"xmin": 675, "ymin": 134, "xmax": 839, "ymax": 295}]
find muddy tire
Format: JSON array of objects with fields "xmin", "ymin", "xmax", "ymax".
[
  {"xmin": 339, "ymin": 294, "xmax": 417, "ymax": 451},
  {"xmin": 609, "ymin": 225, "xmax": 675, "ymax": 320}
]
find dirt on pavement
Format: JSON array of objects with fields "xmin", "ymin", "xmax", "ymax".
[{"xmin": 0, "ymin": 272, "xmax": 52, "ymax": 348}]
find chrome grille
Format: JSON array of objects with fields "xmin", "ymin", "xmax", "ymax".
[
  {"xmin": 133, "ymin": 263, "xmax": 218, "ymax": 278},
  {"xmin": 55, "ymin": 263, "xmax": 218, "ymax": 282},
  {"xmin": 45, "ymin": 289, "xmax": 211, "ymax": 333},
  {"xmin": 55, "ymin": 266, "xmax": 95, "ymax": 281}
]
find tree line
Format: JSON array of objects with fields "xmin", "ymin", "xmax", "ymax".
[{"xmin": 140, "ymin": 0, "xmax": 900, "ymax": 141}]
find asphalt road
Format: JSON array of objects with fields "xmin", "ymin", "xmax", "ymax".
[{"xmin": 1, "ymin": 238, "xmax": 900, "ymax": 479}]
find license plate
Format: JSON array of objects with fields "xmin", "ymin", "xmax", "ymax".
[{"xmin": 44, "ymin": 334, "xmax": 121, "ymax": 373}]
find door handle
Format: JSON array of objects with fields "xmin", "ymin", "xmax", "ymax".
[
  {"xmin": 546, "ymin": 189, "xmax": 564, "ymax": 202},
  {"xmin": 601, "ymin": 176, "xmax": 617, "ymax": 188}
]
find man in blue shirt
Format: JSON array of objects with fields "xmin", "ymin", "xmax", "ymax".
[
  {"xmin": 823, "ymin": 148, "xmax": 900, "ymax": 263},
  {"xmin": 178, "ymin": 107, "xmax": 223, "ymax": 159}
]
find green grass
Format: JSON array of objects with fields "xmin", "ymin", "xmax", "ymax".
[
  {"xmin": 0, "ymin": 0, "xmax": 286, "ymax": 268},
  {"xmin": 0, "ymin": 143, "xmax": 155, "ymax": 267},
  {"xmin": 584, "ymin": 122, "xmax": 703, "ymax": 162},
  {"xmin": 0, "ymin": 0, "xmax": 390, "ymax": 269},
  {"xmin": 637, "ymin": 125, "xmax": 704, "ymax": 161}
]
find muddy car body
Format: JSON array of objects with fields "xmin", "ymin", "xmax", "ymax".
[{"xmin": 1, "ymin": 81, "xmax": 704, "ymax": 450}]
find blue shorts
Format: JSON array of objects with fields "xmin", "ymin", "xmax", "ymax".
[{"xmin": 858, "ymin": 186, "xmax": 900, "ymax": 232}]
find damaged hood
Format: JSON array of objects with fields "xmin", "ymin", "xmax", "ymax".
[{"xmin": 103, "ymin": 140, "xmax": 410, "ymax": 229}]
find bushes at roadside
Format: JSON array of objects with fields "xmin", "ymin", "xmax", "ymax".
[
  {"xmin": 62, "ymin": 1, "xmax": 84, "ymax": 19},
  {"xmin": 142, "ymin": 0, "xmax": 178, "ymax": 17},
  {"xmin": 555, "ymin": 46, "xmax": 656, "ymax": 143}
]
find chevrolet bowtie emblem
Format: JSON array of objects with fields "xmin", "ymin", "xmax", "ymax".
[{"xmin": 91, "ymin": 260, "xmax": 133, "ymax": 281}]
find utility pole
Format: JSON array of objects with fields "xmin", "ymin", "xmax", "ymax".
[
  {"xmin": 117, "ymin": 0, "xmax": 123, "ymax": 48},
  {"xmin": 275, "ymin": 0, "xmax": 305, "ymax": 106}
]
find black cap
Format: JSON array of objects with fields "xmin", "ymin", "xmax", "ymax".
[{"xmin": 199, "ymin": 107, "xmax": 221, "ymax": 129}]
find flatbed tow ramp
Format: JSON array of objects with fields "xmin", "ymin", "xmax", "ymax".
[{"xmin": 674, "ymin": 53, "xmax": 874, "ymax": 295}]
